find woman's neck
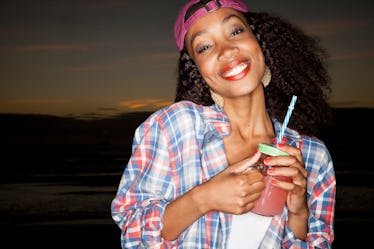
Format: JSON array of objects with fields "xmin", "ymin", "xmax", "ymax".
[
  {"xmin": 223, "ymin": 94, "xmax": 273, "ymax": 140},
  {"xmin": 222, "ymin": 92, "xmax": 275, "ymax": 165}
]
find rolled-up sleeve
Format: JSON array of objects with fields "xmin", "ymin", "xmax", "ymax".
[
  {"xmin": 111, "ymin": 116, "xmax": 177, "ymax": 249},
  {"xmin": 282, "ymin": 141, "xmax": 336, "ymax": 248}
]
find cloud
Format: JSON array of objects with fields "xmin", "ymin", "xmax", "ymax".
[
  {"xmin": 1, "ymin": 99, "xmax": 73, "ymax": 106},
  {"xmin": 64, "ymin": 65, "xmax": 114, "ymax": 72},
  {"xmin": 330, "ymin": 50, "xmax": 374, "ymax": 62},
  {"xmin": 70, "ymin": 0, "xmax": 138, "ymax": 11},
  {"xmin": 14, "ymin": 44, "xmax": 90, "ymax": 53},
  {"xmin": 3, "ymin": 0, "xmax": 139, "ymax": 13},
  {"xmin": 11, "ymin": 41, "xmax": 117, "ymax": 54},
  {"xmin": 118, "ymin": 98, "xmax": 172, "ymax": 111},
  {"xmin": 151, "ymin": 52, "xmax": 179, "ymax": 60},
  {"xmin": 300, "ymin": 18, "xmax": 371, "ymax": 37},
  {"xmin": 62, "ymin": 56, "xmax": 130, "ymax": 72},
  {"xmin": 96, "ymin": 107, "xmax": 119, "ymax": 112},
  {"xmin": 129, "ymin": 39, "xmax": 176, "ymax": 53},
  {"xmin": 330, "ymin": 100, "xmax": 374, "ymax": 108}
]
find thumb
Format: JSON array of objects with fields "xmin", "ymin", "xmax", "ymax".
[{"xmin": 230, "ymin": 150, "xmax": 261, "ymax": 174}]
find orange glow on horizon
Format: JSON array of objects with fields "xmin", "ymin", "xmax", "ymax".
[{"xmin": 118, "ymin": 98, "xmax": 173, "ymax": 111}]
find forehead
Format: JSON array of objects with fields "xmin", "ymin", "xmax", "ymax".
[{"xmin": 185, "ymin": 7, "xmax": 245, "ymax": 39}]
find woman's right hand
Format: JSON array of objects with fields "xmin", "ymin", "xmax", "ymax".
[
  {"xmin": 162, "ymin": 151, "xmax": 264, "ymax": 241},
  {"xmin": 198, "ymin": 150, "xmax": 265, "ymax": 215}
]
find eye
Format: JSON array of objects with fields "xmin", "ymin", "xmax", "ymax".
[
  {"xmin": 231, "ymin": 27, "xmax": 244, "ymax": 37},
  {"xmin": 196, "ymin": 44, "xmax": 212, "ymax": 54}
]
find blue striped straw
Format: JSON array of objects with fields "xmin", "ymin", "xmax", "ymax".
[{"xmin": 277, "ymin": 95, "xmax": 298, "ymax": 144}]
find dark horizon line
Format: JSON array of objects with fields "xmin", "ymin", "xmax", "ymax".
[
  {"xmin": 0, "ymin": 110, "xmax": 155, "ymax": 120},
  {"xmin": 1, "ymin": 106, "xmax": 373, "ymax": 120}
]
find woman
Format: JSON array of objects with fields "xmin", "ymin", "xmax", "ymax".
[{"xmin": 111, "ymin": 0, "xmax": 335, "ymax": 248}]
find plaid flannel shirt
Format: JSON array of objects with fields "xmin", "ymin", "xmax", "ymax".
[{"xmin": 111, "ymin": 100, "xmax": 335, "ymax": 249}]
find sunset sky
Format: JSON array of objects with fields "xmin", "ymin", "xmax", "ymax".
[{"xmin": 1, "ymin": 0, "xmax": 373, "ymax": 118}]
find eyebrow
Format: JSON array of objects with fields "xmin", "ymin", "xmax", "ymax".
[{"xmin": 189, "ymin": 14, "xmax": 242, "ymax": 50}]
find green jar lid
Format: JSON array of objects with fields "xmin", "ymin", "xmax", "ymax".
[{"xmin": 258, "ymin": 143, "xmax": 289, "ymax": 156}]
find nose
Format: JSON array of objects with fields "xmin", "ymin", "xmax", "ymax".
[{"xmin": 218, "ymin": 44, "xmax": 239, "ymax": 61}]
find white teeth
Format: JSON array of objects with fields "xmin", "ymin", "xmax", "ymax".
[{"xmin": 223, "ymin": 62, "xmax": 248, "ymax": 77}]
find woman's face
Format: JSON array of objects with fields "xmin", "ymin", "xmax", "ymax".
[{"xmin": 185, "ymin": 8, "xmax": 265, "ymax": 99}]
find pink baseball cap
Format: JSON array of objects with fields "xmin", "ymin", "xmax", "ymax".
[{"xmin": 174, "ymin": 0, "xmax": 249, "ymax": 51}]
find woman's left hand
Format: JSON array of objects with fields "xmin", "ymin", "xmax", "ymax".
[{"xmin": 265, "ymin": 143, "xmax": 309, "ymax": 216}]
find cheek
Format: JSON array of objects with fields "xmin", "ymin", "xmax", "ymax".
[
  {"xmin": 252, "ymin": 44, "xmax": 265, "ymax": 61},
  {"xmin": 195, "ymin": 59, "xmax": 215, "ymax": 82},
  {"xmin": 243, "ymin": 36, "xmax": 264, "ymax": 56}
]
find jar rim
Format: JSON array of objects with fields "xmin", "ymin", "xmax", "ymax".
[{"xmin": 258, "ymin": 143, "xmax": 289, "ymax": 156}]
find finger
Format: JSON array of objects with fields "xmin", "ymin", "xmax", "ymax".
[
  {"xmin": 231, "ymin": 150, "xmax": 261, "ymax": 174},
  {"xmin": 270, "ymin": 177, "xmax": 294, "ymax": 191},
  {"xmin": 232, "ymin": 187, "xmax": 264, "ymax": 214},
  {"xmin": 265, "ymin": 156, "xmax": 307, "ymax": 178},
  {"xmin": 267, "ymin": 164, "xmax": 308, "ymax": 180},
  {"xmin": 276, "ymin": 143, "xmax": 303, "ymax": 165},
  {"xmin": 243, "ymin": 170, "xmax": 264, "ymax": 184},
  {"xmin": 271, "ymin": 174, "xmax": 307, "ymax": 195}
]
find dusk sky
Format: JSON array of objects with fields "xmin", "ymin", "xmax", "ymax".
[{"xmin": 1, "ymin": 0, "xmax": 373, "ymax": 118}]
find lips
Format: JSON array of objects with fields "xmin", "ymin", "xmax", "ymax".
[{"xmin": 221, "ymin": 60, "xmax": 250, "ymax": 81}]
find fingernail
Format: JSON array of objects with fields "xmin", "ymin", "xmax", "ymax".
[
  {"xmin": 271, "ymin": 179, "xmax": 277, "ymax": 184},
  {"xmin": 267, "ymin": 168, "xmax": 274, "ymax": 174},
  {"xmin": 264, "ymin": 157, "xmax": 271, "ymax": 163}
]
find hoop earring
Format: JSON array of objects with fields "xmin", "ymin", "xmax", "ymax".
[
  {"xmin": 210, "ymin": 89, "xmax": 224, "ymax": 108},
  {"xmin": 262, "ymin": 65, "xmax": 272, "ymax": 88}
]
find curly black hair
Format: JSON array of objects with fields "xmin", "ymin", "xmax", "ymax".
[{"xmin": 174, "ymin": 11, "xmax": 333, "ymax": 137}]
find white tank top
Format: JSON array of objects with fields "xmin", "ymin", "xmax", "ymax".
[{"xmin": 226, "ymin": 212, "xmax": 272, "ymax": 249}]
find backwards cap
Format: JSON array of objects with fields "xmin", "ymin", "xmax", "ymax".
[{"xmin": 173, "ymin": 0, "xmax": 249, "ymax": 51}]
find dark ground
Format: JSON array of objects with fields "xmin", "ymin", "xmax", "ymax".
[{"xmin": 0, "ymin": 108, "xmax": 373, "ymax": 248}]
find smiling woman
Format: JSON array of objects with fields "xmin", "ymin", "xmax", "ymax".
[{"xmin": 110, "ymin": 1, "xmax": 336, "ymax": 248}]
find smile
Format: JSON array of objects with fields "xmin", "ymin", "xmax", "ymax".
[{"xmin": 221, "ymin": 61, "xmax": 250, "ymax": 81}]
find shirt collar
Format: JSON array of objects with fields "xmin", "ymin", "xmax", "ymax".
[
  {"xmin": 203, "ymin": 104, "xmax": 231, "ymax": 137},
  {"xmin": 203, "ymin": 105, "xmax": 302, "ymax": 141}
]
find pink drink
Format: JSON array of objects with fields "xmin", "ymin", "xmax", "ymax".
[{"xmin": 251, "ymin": 143, "xmax": 292, "ymax": 216}]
